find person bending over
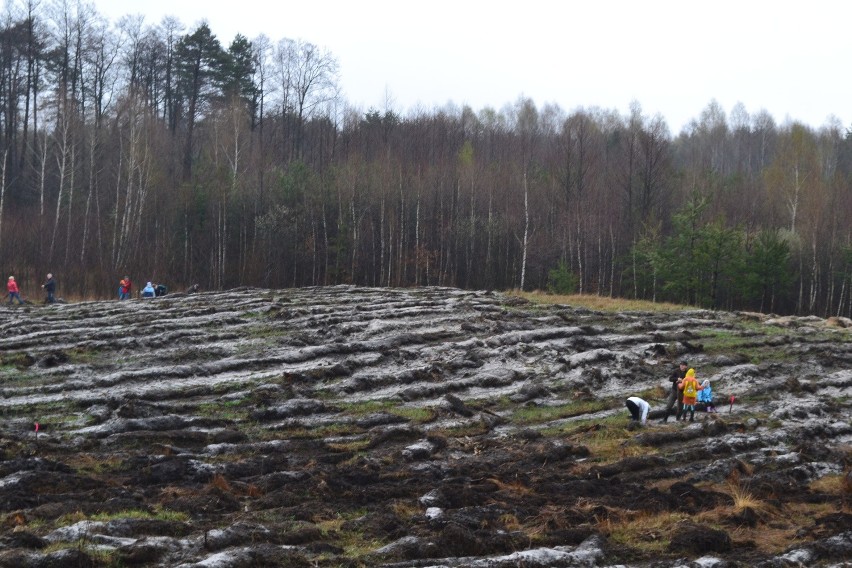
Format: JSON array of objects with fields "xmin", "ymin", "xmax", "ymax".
[{"xmin": 625, "ymin": 396, "xmax": 650, "ymax": 426}]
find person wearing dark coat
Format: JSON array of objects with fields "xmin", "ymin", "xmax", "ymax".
[
  {"xmin": 661, "ymin": 361, "xmax": 688, "ymax": 423},
  {"xmin": 41, "ymin": 273, "xmax": 56, "ymax": 304}
]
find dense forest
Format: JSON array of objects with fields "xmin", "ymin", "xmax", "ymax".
[{"xmin": 0, "ymin": 1, "xmax": 851, "ymax": 316}]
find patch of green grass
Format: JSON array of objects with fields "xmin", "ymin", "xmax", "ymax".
[
  {"xmin": 510, "ymin": 399, "xmax": 611, "ymax": 426},
  {"xmin": 0, "ymin": 363, "xmax": 19, "ymax": 376},
  {"xmin": 42, "ymin": 541, "xmax": 120, "ymax": 565},
  {"xmin": 328, "ymin": 439, "xmax": 371, "ymax": 453},
  {"xmin": 244, "ymin": 324, "xmax": 290, "ymax": 340},
  {"xmin": 314, "ymin": 510, "xmax": 390, "ymax": 559},
  {"xmin": 0, "ymin": 369, "xmax": 41, "ymax": 383},
  {"xmin": 0, "ymin": 353, "xmax": 34, "ymax": 368},
  {"xmin": 392, "ymin": 406, "xmax": 435, "ymax": 423},
  {"xmin": 54, "ymin": 506, "xmax": 190, "ymax": 529},
  {"xmin": 274, "ymin": 422, "xmax": 366, "ymax": 440},
  {"xmin": 66, "ymin": 347, "xmax": 100, "ymax": 364},
  {"xmin": 195, "ymin": 399, "xmax": 251, "ymax": 421},
  {"xmin": 91, "ymin": 507, "xmax": 190, "ymax": 523},
  {"xmin": 340, "ymin": 400, "xmax": 395, "ymax": 416},
  {"xmin": 339, "ymin": 400, "xmax": 436, "ymax": 424},
  {"xmin": 694, "ymin": 326, "xmax": 802, "ymax": 363}
]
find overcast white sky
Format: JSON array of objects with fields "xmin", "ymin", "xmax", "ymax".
[{"xmin": 90, "ymin": 0, "xmax": 850, "ymax": 134}]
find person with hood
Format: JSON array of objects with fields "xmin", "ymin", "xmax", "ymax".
[
  {"xmin": 697, "ymin": 379, "xmax": 716, "ymax": 412},
  {"xmin": 41, "ymin": 273, "xmax": 56, "ymax": 304},
  {"xmin": 141, "ymin": 281, "xmax": 156, "ymax": 298},
  {"xmin": 625, "ymin": 396, "xmax": 650, "ymax": 426},
  {"xmin": 678, "ymin": 368, "xmax": 704, "ymax": 422},
  {"xmin": 661, "ymin": 360, "xmax": 688, "ymax": 423},
  {"xmin": 7, "ymin": 276, "xmax": 24, "ymax": 305}
]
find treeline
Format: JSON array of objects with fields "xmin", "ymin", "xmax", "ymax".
[{"xmin": 0, "ymin": 2, "xmax": 851, "ymax": 315}]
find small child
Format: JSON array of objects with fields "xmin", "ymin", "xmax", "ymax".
[
  {"xmin": 7, "ymin": 276, "xmax": 24, "ymax": 305},
  {"xmin": 697, "ymin": 379, "xmax": 716, "ymax": 412},
  {"xmin": 678, "ymin": 368, "xmax": 704, "ymax": 422}
]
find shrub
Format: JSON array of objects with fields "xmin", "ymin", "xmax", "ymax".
[{"xmin": 547, "ymin": 262, "xmax": 578, "ymax": 295}]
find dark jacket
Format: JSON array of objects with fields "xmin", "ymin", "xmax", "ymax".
[
  {"xmin": 669, "ymin": 366, "xmax": 687, "ymax": 394},
  {"xmin": 43, "ymin": 277, "xmax": 56, "ymax": 293}
]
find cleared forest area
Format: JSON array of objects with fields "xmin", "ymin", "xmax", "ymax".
[
  {"xmin": 0, "ymin": 4, "xmax": 849, "ymax": 317},
  {"xmin": 0, "ymin": 288, "xmax": 849, "ymax": 566}
]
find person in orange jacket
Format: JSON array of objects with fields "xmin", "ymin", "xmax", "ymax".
[{"xmin": 678, "ymin": 368, "xmax": 704, "ymax": 422}]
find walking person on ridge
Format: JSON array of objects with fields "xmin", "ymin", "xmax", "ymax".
[
  {"xmin": 7, "ymin": 276, "xmax": 24, "ymax": 305},
  {"xmin": 41, "ymin": 273, "xmax": 56, "ymax": 304}
]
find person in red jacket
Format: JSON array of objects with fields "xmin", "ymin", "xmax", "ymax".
[
  {"xmin": 7, "ymin": 276, "xmax": 23, "ymax": 305},
  {"xmin": 119, "ymin": 276, "xmax": 132, "ymax": 300}
]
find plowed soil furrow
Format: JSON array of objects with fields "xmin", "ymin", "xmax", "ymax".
[{"xmin": 0, "ymin": 287, "xmax": 849, "ymax": 567}]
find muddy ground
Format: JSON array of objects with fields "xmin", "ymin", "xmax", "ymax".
[{"xmin": 0, "ymin": 286, "xmax": 849, "ymax": 567}]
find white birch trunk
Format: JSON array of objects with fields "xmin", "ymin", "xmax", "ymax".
[
  {"xmin": 64, "ymin": 142, "xmax": 76, "ymax": 264},
  {"xmin": 39, "ymin": 134, "xmax": 48, "ymax": 218},
  {"xmin": 49, "ymin": 116, "xmax": 70, "ymax": 262},
  {"xmin": 414, "ymin": 187, "xmax": 421, "ymax": 285},
  {"xmin": 81, "ymin": 134, "xmax": 96, "ymax": 263},
  {"xmin": 520, "ymin": 173, "xmax": 529, "ymax": 290},
  {"xmin": 0, "ymin": 149, "xmax": 8, "ymax": 251}
]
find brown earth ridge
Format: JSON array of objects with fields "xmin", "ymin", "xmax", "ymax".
[{"xmin": 0, "ymin": 286, "xmax": 849, "ymax": 567}]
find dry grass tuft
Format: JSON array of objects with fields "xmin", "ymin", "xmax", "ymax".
[
  {"xmin": 511, "ymin": 290, "xmax": 692, "ymax": 313},
  {"xmin": 524, "ymin": 505, "xmax": 569, "ymax": 536},
  {"xmin": 488, "ymin": 477, "xmax": 533, "ymax": 495},
  {"xmin": 390, "ymin": 500, "xmax": 420, "ymax": 520},
  {"xmin": 499, "ymin": 513, "xmax": 523, "ymax": 531},
  {"xmin": 208, "ymin": 474, "xmax": 232, "ymax": 493},
  {"xmin": 599, "ymin": 510, "xmax": 688, "ymax": 553},
  {"xmin": 728, "ymin": 483, "xmax": 762, "ymax": 513}
]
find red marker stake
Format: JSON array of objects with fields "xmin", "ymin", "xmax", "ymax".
[{"xmin": 729, "ymin": 396, "xmax": 735, "ymax": 413}]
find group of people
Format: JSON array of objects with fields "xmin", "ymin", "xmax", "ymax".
[
  {"xmin": 626, "ymin": 360, "xmax": 716, "ymax": 426},
  {"xmin": 118, "ymin": 276, "xmax": 168, "ymax": 300},
  {"xmin": 4, "ymin": 273, "xmax": 199, "ymax": 306},
  {"xmin": 662, "ymin": 361, "xmax": 716, "ymax": 422},
  {"xmin": 5, "ymin": 273, "xmax": 57, "ymax": 305}
]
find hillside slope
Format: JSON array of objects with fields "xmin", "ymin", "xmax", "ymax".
[{"xmin": 0, "ymin": 286, "xmax": 849, "ymax": 567}]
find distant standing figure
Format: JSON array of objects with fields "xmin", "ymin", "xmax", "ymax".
[
  {"xmin": 41, "ymin": 273, "xmax": 56, "ymax": 304},
  {"xmin": 678, "ymin": 368, "xmax": 704, "ymax": 422},
  {"xmin": 141, "ymin": 282, "xmax": 156, "ymax": 298},
  {"xmin": 661, "ymin": 360, "xmax": 688, "ymax": 423},
  {"xmin": 7, "ymin": 276, "xmax": 24, "ymax": 305},
  {"xmin": 119, "ymin": 276, "xmax": 132, "ymax": 300},
  {"xmin": 625, "ymin": 396, "xmax": 650, "ymax": 426}
]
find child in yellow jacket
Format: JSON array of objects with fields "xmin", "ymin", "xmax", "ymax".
[{"xmin": 678, "ymin": 368, "xmax": 704, "ymax": 422}]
